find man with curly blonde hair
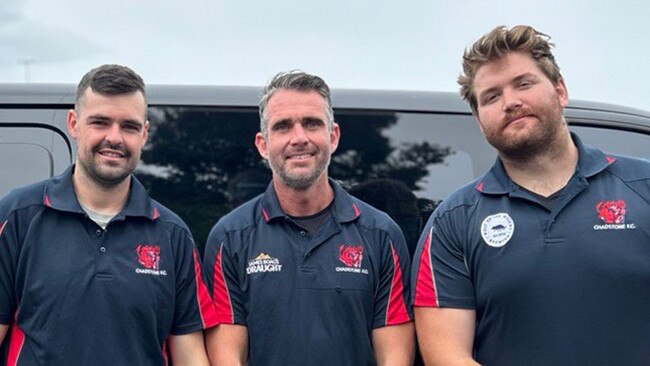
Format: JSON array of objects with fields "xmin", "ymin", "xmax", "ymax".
[{"xmin": 412, "ymin": 25, "xmax": 650, "ymax": 365}]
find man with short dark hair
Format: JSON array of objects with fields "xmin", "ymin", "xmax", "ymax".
[
  {"xmin": 412, "ymin": 25, "xmax": 650, "ymax": 365},
  {"xmin": 0, "ymin": 64, "xmax": 217, "ymax": 365},
  {"xmin": 203, "ymin": 70, "xmax": 414, "ymax": 365}
]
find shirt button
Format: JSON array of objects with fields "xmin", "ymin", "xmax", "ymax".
[
  {"xmin": 335, "ymin": 287, "xmax": 342, "ymax": 293},
  {"xmin": 95, "ymin": 229, "xmax": 102, "ymax": 237},
  {"xmin": 300, "ymin": 231, "xmax": 307, "ymax": 237},
  {"xmin": 99, "ymin": 246, "xmax": 107, "ymax": 253},
  {"xmin": 306, "ymin": 252, "xmax": 312, "ymax": 257}
]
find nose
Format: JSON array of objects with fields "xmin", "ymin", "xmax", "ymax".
[
  {"xmin": 502, "ymin": 88, "xmax": 522, "ymax": 114},
  {"xmin": 104, "ymin": 123, "xmax": 124, "ymax": 145},
  {"xmin": 289, "ymin": 124, "xmax": 309, "ymax": 145}
]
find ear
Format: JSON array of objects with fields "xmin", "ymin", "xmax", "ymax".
[
  {"xmin": 329, "ymin": 122, "xmax": 341, "ymax": 153},
  {"xmin": 555, "ymin": 78, "xmax": 569, "ymax": 108},
  {"xmin": 254, "ymin": 132, "xmax": 269, "ymax": 160},
  {"xmin": 67, "ymin": 109, "xmax": 79, "ymax": 139},
  {"xmin": 142, "ymin": 120, "xmax": 150, "ymax": 145}
]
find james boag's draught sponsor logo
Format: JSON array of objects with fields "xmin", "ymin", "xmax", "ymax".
[
  {"xmin": 246, "ymin": 253, "xmax": 283, "ymax": 274},
  {"xmin": 594, "ymin": 200, "xmax": 636, "ymax": 230},
  {"xmin": 336, "ymin": 245, "xmax": 368, "ymax": 274},
  {"xmin": 135, "ymin": 244, "xmax": 167, "ymax": 276}
]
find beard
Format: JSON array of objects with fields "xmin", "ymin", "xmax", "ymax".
[
  {"xmin": 269, "ymin": 149, "xmax": 331, "ymax": 191},
  {"xmin": 484, "ymin": 102, "xmax": 565, "ymax": 162},
  {"xmin": 77, "ymin": 141, "xmax": 135, "ymax": 189}
]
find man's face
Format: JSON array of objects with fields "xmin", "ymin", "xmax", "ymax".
[
  {"xmin": 473, "ymin": 51, "xmax": 568, "ymax": 159},
  {"xmin": 255, "ymin": 89, "xmax": 340, "ymax": 190},
  {"xmin": 67, "ymin": 88, "xmax": 148, "ymax": 188}
]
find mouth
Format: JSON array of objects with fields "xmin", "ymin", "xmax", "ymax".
[
  {"xmin": 286, "ymin": 152, "xmax": 315, "ymax": 161},
  {"xmin": 507, "ymin": 113, "xmax": 534, "ymax": 125},
  {"xmin": 97, "ymin": 149, "xmax": 127, "ymax": 159}
]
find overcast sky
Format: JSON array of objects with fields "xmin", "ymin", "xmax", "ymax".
[{"xmin": 1, "ymin": 0, "xmax": 649, "ymax": 112}]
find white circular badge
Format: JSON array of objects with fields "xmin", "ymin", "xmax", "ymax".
[{"xmin": 480, "ymin": 213, "xmax": 515, "ymax": 248}]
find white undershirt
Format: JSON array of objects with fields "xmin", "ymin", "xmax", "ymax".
[{"xmin": 79, "ymin": 202, "xmax": 116, "ymax": 230}]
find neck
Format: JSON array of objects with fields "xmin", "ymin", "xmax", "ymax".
[
  {"xmin": 72, "ymin": 166, "xmax": 130, "ymax": 214},
  {"xmin": 273, "ymin": 175, "xmax": 334, "ymax": 217},
  {"xmin": 500, "ymin": 132, "xmax": 578, "ymax": 197}
]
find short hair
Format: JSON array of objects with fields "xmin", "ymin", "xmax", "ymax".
[
  {"xmin": 75, "ymin": 64, "xmax": 146, "ymax": 111},
  {"xmin": 258, "ymin": 70, "xmax": 334, "ymax": 137},
  {"xmin": 458, "ymin": 25, "xmax": 562, "ymax": 113}
]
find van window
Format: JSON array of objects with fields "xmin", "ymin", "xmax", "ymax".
[
  {"xmin": 0, "ymin": 126, "xmax": 71, "ymax": 198},
  {"xmin": 137, "ymin": 106, "xmax": 489, "ymax": 248}
]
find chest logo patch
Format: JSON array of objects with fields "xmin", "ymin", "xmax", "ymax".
[
  {"xmin": 594, "ymin": 200, "xmax": 636, "ymax": 230},
  {"xmin": 481, "ymin": 213, "xmax": 514, "ymax": 248},
  {"xmin": 135, "ymin": 244, "xmax": 167, "ymax": 276},
  {"xmin": 246, "ymin": 253, "xmax": 283, "ymax": 274},
  {"xmin": 336, "ymin": 245, "xmax": 369, "ymax": 274}
]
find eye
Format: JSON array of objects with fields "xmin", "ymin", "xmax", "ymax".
[
  {"xmin": 123, "ymin": 124, "xmax": 141, "ymax": 133},
  {"xmin": 304, "ymin": 119, "xmax": 323, "ymax": 129},
  {"xmin": 272, "ymin": 121, "xmax": 290, "ymax": 132},
  {"xmin": 482, "ymin": 93, "xmax": 499, "ymax": 105},
  {"xmin": 517, "ymin": 79, "xmax": 534, "ymax": 89}
]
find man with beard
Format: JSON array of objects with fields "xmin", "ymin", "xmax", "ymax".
[
  {"xmin": 0, "ymin": 65, "xmax": 216, "ymax": 365},
  {"xmin": 411, "ymin": 25, "xmax": 650, "ymax": 366},
  {"xmin": 203, "ymin": 71, "xmax": 414, "ymax": 365}
]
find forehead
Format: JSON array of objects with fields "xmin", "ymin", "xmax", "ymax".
[
  {"xmin": 473, "ymin": 52, "xmax": 546, "ymax": 91},
  {"xmin": 79, "ymin": 89, "xmax": 146, "ymax": 120},
  {"xmin": 265, "ymin": 89, "xmax": 328, "ymax": 122}
]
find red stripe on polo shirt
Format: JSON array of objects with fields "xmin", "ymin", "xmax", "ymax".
[
  {"xmin": 0, "ymin": 221, "xmax": 7, "ymax": 238},
  {"xmin": 7, "ymin": 314, "xmax": 25, "ymax": 366},
  {"xmin": 212, "ymin": 244, "xmax": 234, "ymax": 324},
  {"xmin": 414, "ymin": 228, "xmax": 438, "ymax": 307},
  {"xmin": 162, "ymin": 339, "xmax": 169, "ymax": 366},
  {"xmin": 385, "ymin": 243, "xmax": 410, "ymax": 325},
  {"xmin": 43, "ymin": 194, "xmax": 52, "ymax": 207},
  {"xmin": 352, "ymin": 203, "xmax": 361, "ymax": 217},
  {"xmin": 193, "ymin": 249, "xmax": 219, "ymax": 328}
]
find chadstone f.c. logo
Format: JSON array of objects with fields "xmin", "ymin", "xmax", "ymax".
[
  {"xmin": 135, "ymin": 244, "xmax": 167, "ymax": 276},
  {"xmin": 336, "ymin": 245, "xmax": 368, "ymax": 274},
  {"xmin": 338, "ymin": 245, "xmax": 363, "ymax": 268},
  {"xmin": 593, "ymin": 200, "xmax": 635, "ymax": 230},
  {"xmin": 596, "ymin": 200, "xmax": 626, "ymax": 224},
  {"xmin": 137, "ymin": 244, "xmax": 161, "ymax": 269}
]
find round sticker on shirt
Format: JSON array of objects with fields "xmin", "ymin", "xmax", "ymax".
[{"xmin": 480, "ymin": 213, "xmax": 514, "ymax": 248}]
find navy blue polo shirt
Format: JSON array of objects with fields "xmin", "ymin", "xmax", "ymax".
[
  {"xmin": 412, "ymin": 134, "xmax": 650, "ymax": 365},
  {"xmin": 204, "ymin": 179, "xmax": 413, "ymax": 366},
  {"xmin": 0, "ymin": 166, "xmax": 217, "ymax": 366}
]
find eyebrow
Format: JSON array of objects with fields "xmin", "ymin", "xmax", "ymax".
[{"xmin": 87, "ymin": 114, "xmax": 144, "ymax": 127}]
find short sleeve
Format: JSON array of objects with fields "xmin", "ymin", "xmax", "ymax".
[
  {"xmin": 372, "ymin": 224, "xmax": 413, "ymax": 328},
  {"xmin": 203, "ymin": 224, "xmax": 247, "ymax": 325},
  {"xmin": 411, "ymin": 211, "xmax": 476, "ymax": 309},
  {"xmin": 0, "ymin": 212, "xmax": 19, "ymax": 325},
  {"xmin": 169, "ymin": 228, "xmax": 218, "ymax": 334}
]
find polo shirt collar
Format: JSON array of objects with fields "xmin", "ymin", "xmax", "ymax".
[
  {"xmin": 44, "ymin": 165, "xmax": 160, "ymax": 220},
  {"xmin": 476, "ymin": 132, "xmax": 615, "ymax": 195},
  {"xmin": 260, "ymin": 178, "xmax": 361, "ymax": 224}
]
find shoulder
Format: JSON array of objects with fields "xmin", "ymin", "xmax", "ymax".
[
  {"xmin": 0, "ymin": 179, "xmax": 48, "ymax": 219},
  {"xmin": 606, "ymin": 154, "xmax": 650, "ymax": 181},
  {"xmin": 207, "ymin": 195, "xmax": 262, "ymax": 241}
]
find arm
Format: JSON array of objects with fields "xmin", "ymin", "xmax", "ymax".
[
  {"xmin": 414, "ymin": 307, "xmax": 480, "ymax": 366},
  {"xmin": 372, "ymin": 322, "xmax": 415, "ymax": 366},
  {"xmin": 206, "ymin": 324, "xmax": 248, "ymax": 366},
  {"xmin": 0, "ymin": 324, "xmax": 7, "ymax": 345},
  {"xmin": 169, "ymin": 330, "xmax": 210, "ymax": 366}
]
